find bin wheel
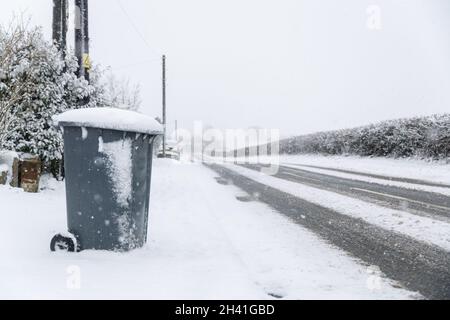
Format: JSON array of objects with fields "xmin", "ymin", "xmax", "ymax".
[{"xmin": 50, "ymin": 234, "xmax": 78, "ymax": 252}]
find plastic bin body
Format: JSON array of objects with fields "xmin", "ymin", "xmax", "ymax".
[{"xmin": 63, "ymin": 126, "xmax": 155, "ymax": 251}]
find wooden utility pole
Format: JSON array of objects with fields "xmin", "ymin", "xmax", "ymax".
[
  {"xmin": 52, "ymin": 0, "xmax": 62, "ymax": 48},
  {"xmin": 162, "ymin": 55, "xmax": 167, "ymax": 157},
  {"xmin": 75, "ymin": 0, "xmax": 83, "ymax": 78},
  {"xmin": 82, "ymin": 0, "xmax": 90, "ymax": 82},
  {"xmin": 53, "ymin": 0, "xmax": 68, "ymax": 59},
  {"xmin": 74, "ymin": 0, "xmax": 90, "ymax": 82},
  {"xmin": 61, "ymin": 0, "xmax": 68, "ymax": 55}
]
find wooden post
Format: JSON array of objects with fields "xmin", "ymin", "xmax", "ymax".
[{"xmin": 20, "ymin": 158, "xmax": 42, "ymax": 193}]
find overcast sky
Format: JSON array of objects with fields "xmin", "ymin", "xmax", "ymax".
[{"xmin": 1, "ymin": 0, "xmax": 450, "ymax": 136}]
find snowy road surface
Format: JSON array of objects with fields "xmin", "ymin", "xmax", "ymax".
[
  {"xmin": 206, "ymin": 158, "xmax": 450, "ymax": 299},
  {"xmin": 242, "ymin": 164, "xmax": 450, "ymax": 220},
  {"xmin": 0, "ymin": 159, "xmax": 416, "ymax": 299}
]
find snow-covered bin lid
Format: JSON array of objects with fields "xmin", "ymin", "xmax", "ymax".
[{"xmin": 53, "ymin": 107, "xmax": 163, "ymax": 135}]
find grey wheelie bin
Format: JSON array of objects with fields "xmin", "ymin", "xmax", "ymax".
[{"xmin": 50, "ymin": 108, "xmax": 163, "ymax": 252}]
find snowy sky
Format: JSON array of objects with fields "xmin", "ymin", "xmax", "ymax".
[{"xmin": 1, "ymin": 0, "xmax": 450, "ymax": 136}]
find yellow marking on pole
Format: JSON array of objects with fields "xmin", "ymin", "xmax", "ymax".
[{"xmin": 82, "ymin": 53, "xmax": 91, "ymax": 71}]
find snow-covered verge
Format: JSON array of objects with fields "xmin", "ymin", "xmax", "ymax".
[
  {"xmin": 0, "ymin": 160, "xmax": 416, "ymax": 299},
  {"xmin": 278, "ymin": 155, "xmax": 450, "ymax": 185},
  {"xmin": 279, "ymin": 164, "xmax": 450, "ymax": 197},
  {"xmin": 231, "ymin": 155, "xmax": 450, "ymax": 187},
  {"xmin": 0, "ymin": 150, "xmax": 18, "ymax": 183}
]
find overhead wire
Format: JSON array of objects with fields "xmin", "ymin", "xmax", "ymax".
[{"xmin": 115, "ymin": 0, "xmax": 163, "ymax": 59}]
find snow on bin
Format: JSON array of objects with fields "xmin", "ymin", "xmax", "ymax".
[{"xmin": 51, "ymin": 108, "xmax": 162, "ymax": 252}]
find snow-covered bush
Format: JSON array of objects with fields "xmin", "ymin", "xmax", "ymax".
[
  {"xmin": 0, "ymin": 22, "xmax": 106, "ymax": 164},
  {"xmin": 280, "ymin": 114, "xmax": 450, "ymax": 160}
]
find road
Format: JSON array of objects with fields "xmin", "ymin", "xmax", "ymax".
[
  {"xmin": 244, "ymin": 163, "xmax": 450, "ymax": 220},
  {"xmin": 284, "ymin": 163, "xmax": 450, "ymax": 189},
  {"xmin": 205, "ymin": 162, "xmax": 450, "ymax": 300}
]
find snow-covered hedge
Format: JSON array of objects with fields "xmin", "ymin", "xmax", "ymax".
[
  {"xmin": 280, "ymin": 114, "xmax": 450, "ymax": 160},
  {"xmin": 0, "ymin": 22, "xmax": 106, "ymax": 163}
]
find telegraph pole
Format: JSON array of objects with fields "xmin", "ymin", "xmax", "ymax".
[
  {"xmin": 53, "ymin": 0, "xmax": 68, "ymax": 57},
  {"xmin": 74, "ymin": 0, "xmax": 90, "ymax": 82},
  {"xmin": 52, "ymin": 0, "xmax": 62, "ymax": 48},
  {"xmin": 162, "ymin": 55, "xmax": 167, "ymax": 157},
  {"xmin": 75, "ymin": 0, "xmax": 83, "ymax": 78},
  {"xmin": 61, "ymin": 0, "xmax": 68, "ymax": 55},
  {"xmin": 82, "ymin": 0, "xmax": 90, "ymax": 82}
]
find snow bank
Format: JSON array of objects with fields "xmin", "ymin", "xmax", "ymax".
[
  {"xmin": 0, "ymin": 150, "xmax": 18, "ymax": 167},
  {"xmin": 0, "ymin": 150, "xmax": 19, "ymax": 183},
  {"xmin": 53, "ymin": 107, "xmax": 163, "ymax": 135},
  {"xmin": 0, "ymin": 164, "xmax": 8, "ymax": 173}
]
